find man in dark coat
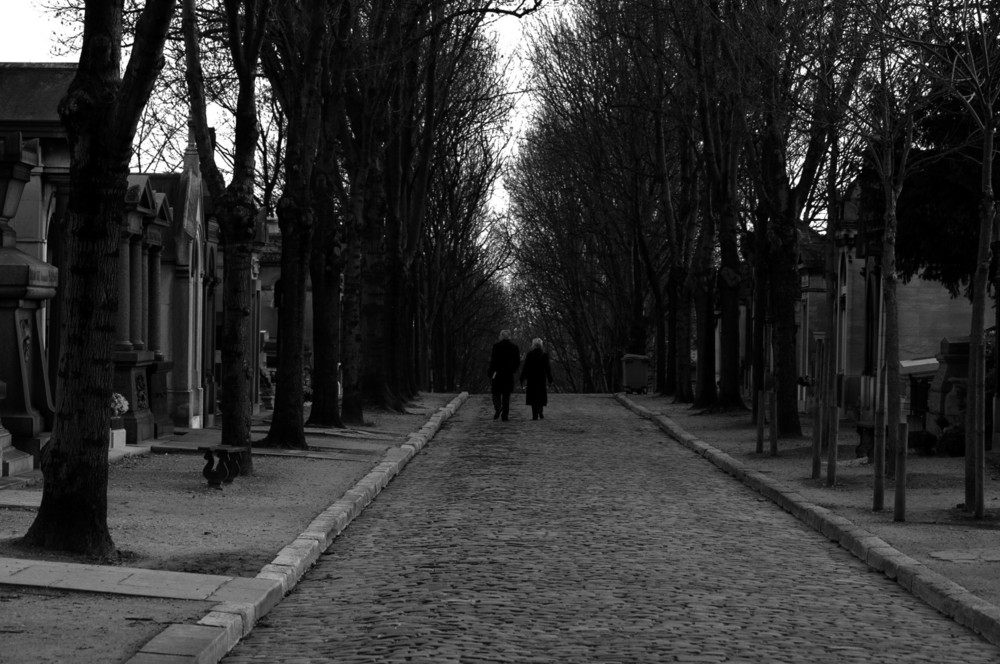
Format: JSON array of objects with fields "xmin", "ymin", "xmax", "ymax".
[
  {"xmin": 488, "ymin": 329, "xmax": 520, "ymax": 421},
  {"xmin": 520, "ymin": 338, "xmax": 553, "ymax": 420}
]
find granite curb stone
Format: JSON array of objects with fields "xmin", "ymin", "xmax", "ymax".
[
  {"xmin": 203, "ymin": 601, "xmax": 256, "ymax": 637},
  {"xmin": 128, "ymin": 623, "xmax": 231, "ymax": 664},
  {"xmin": 615, "ymin": 392, "xmax": 1000, "ymax": 649},
  {"xmin": 125, "ymin": 392, "xmax": 469, "ymax": 664}
]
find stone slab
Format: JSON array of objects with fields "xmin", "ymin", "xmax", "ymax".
[
  {"xmin": 0, "ymin": 557, "xmax": 233, "ymax": 600},
  {"xmin": 0, "ymin": 489, "xmax": 40, "ymax": 509},
  {"xmin": 929, "ymin": 548, "xmax": 1000, "ymax": 563}
]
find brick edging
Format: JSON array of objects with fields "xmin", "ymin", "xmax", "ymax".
[{"xmin": 614, "ymin": 393, "xmax": 1000, "ymax": 648}]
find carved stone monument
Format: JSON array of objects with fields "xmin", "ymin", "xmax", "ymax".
[{"xmin": 0, "ymin": 132, "xmax": 57, "ymax": 470}]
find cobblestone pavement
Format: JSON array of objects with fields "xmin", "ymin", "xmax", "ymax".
[{"xmin": 223, "ymin": 395, "xmax": 1000, "ymax": 663}]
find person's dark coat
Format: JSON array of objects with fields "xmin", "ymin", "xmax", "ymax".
[
  {"xmin": 488, "ymin": 338, "xmax": 520, "ymax": 392},
  {"xmin": 520, "ymin": 347, "xmax": 552, "ymax": 406}
]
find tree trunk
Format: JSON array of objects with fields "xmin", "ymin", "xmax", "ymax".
[
  {"xmin": 665, "ymin": 274, "xmax": 678, "ymax": 396},
  {"xmin": 341, "ymin": 206, "xmax": 366, "ymax": 425},
  {"xmin": 361, "ymin": 204, "xmax": 401, "ymax": 410},
  {"xmin": 25, "ymin": 0, "xmax": 177, "ymax": 557},
  {"xmin": 693, "ymin": 275, "xmax": 717, "ymax": 407},
  {"xmin": 259, "ymin": 0, "xmax": 329, "ymax": 448},
  {"xmin": 674, "ymin": 267, "xmax": 695, "ymax": 403},
  {"xmin": 25, "ymin": 153, "xmax": 125, "ymax": 558},
  {"xmin": 823, "ymin": 166, "xmax": 841, "ymax": 488},
  {"xmin": 751, "ymin": 212, "xmax": 769, "ymax": 426},
  {"xmin": 382, "ymin": 247, "xmax": 410, "ymax": 406},
  {"xmin": 692, "ymin": 212, "xmax": 717, "ymax": 408},
  {"xmin": 217, "ymin": 218, "xmax": 255, "ymax": 468},
  {"xmin": 654, "ymin": 303, "xmax": 667, "ymax": 394},
  {"xmin": 182, "ymin": 0, "xmax": 272, "ymax": 473},
  {"xmin": 628, "ymin": 236, "xmax": 646, "ymax": 355},
  {"xmin": 966, "ymin": 127, "xmax": 994, "ymax": 517},
  {"xmin": 260, "ymin": 192, "xmax": 310, "ymax": 448},
  {"xmin": 717, "ymin": 199, "xmax": 745, "ymax": 409},
  {"xmin": 306, "ymin": 203, "xmax": 344, "ymax": 428},
  {"xmin": 883, "ymin": 194, "xmax": 904, "ymax": 520},
  {"xmin": 769, "ymin": 214, "xmax": 803, "ymax": 436}
]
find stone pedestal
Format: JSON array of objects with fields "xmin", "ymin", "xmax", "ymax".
[
  {"xmin": 148, "ymin": 360, "xmax": 174, "ymax": 438},
  {"xmin": 109, "ymin": 416, "xmax": 126, "ymax": 450},
  {"xmin": 0, "ymin": 134, "xmax": 57, "ymax": 468},
  {"xmin": 930, "ymin": 336, "xmax": 970, "ymax": 432},
  {"xmin": 114, "ymin": 350, "xmax": 156, "ymax": 445},
  {"xmin": 0, "ymin": 379, "xmax": 32, "ymax": 477}
]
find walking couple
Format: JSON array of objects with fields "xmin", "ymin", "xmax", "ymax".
[{"xmin": 488, "ymin": 329, "xmax": 553, "ymax": 421}]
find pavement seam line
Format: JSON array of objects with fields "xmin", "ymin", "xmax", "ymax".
[
  {"xmin": 125, "ymin": 392, "xmax": 470, "ymax": 664},
  {"xmin": 614, "ymin": 392, "xmax": 1000, "ymax": 649}
]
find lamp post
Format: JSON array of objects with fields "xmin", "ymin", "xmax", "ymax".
[{"xmin": 0, "ymin": 132, "xmax": 58, "ymax": 475}]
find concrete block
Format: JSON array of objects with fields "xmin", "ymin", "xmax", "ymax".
[
  {"xmin": 384, "ymin": 446, "xmax": 413, "ymax": 464},
  {"xmin": 257, "ymin": 565, "xmax": 295, "ymax": 595},
  {"xmin": 198, "ymin": 610, "xmax": 244, "ymax": 647},
  {"xmin": 970, "ymin": 604, "xmax": 1000, "ymax": 648},
  {"xmin": 892, "ymin": 557, "xmax": 924, "ymax": 591},
  {"xmin": 742, "ymin": 470, "xmax": 770, "ymax": 493},
  {"xmin": 209, "ymin": 601, "xmax": 258, "ymax": 636},
  {"xmin": 109, "ymin": 428, "xmax": 127, "ymax": 450},
  {"xmin": 953, "ymin": 596, "xmax": 998, "ymax": 631},
  {"xmin": 819, "ymin": 515, "xmax": 854, "ymax": 542},
  {"xmin": 910, "ymin": 570, "xmax": 968, "ymax": 616},
  {"xmin": 799, "ymin": 504, "xmax": 833, "ymax": 533},
  {"xmin": 271, "ymin": 538, "xmax": 321, "ymax": 581},
  {"xmin": 1, "ymin": 446, "xmax": 33, "ymax": 477},
  {"xmin": 298, "ymin": 529, "xmax": 334, "ymax": 550},
  {"xmin": 866, "ymin": 545, "xmax": 899, "ymax": 574},
  {"xmin": 211, "ymin": 576, "xmax": 284, "ymax": 616},
  {"xmin": 132, "ymin": 623, "xmax": 229, "ymax": 663},
  {"xmin": 843, "ymin": 533, "xmax": 885, "ymax": 561},
  {"xmin": 303, "ymin": 512, "xmax": 340, "ymax": 534}
]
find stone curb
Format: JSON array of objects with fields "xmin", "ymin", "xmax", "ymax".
[
  {"xmin": 125, "ymin": 392, "xmax": 469, "ymax": 664},
  {"xmin": 615, "ymin": 393, "xmax": 1000, "ymax": 649}
]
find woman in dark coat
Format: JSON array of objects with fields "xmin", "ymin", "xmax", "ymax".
[{"xmin": 520, "ymin": 338, "xmax": 553, "ymax": 420}]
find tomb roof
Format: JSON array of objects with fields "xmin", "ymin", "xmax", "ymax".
[{"xmin": 0, "ymin": 63, "xmax": 75, "ymax": 137}]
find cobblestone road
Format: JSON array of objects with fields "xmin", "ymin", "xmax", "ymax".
[{"xmin": 223, "ymin": 395, "xmax": 1000, "ymax": 663}]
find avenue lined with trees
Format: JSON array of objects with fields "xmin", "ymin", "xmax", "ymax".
[{"xmin": 21, "ymin": 0, "xmax": 1000, "ymax": 556}]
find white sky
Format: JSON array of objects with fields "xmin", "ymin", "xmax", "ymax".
[
  {"xmin": 0, "ymin": 0, "xmax": 74, "ymax": 62},
  {"xmin": 0, "ymin": 1, "xmax": 536, "ymax": 64},
  {"xmin": 0, "ymin": 0, "xmax": 539, "ymax": 207}
]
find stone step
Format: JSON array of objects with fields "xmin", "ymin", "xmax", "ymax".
[
  {"xmin": 1, "ymin": 446, "xmax": 34, "ymax": 477},
  {"xmin": 0, "ymin": 468, "xmax": 41, "ymax": 489}
]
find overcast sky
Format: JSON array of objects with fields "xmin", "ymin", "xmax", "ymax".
[{"xmin": 0, "ymin": 0, "xmax": 74, "ymax": 62}]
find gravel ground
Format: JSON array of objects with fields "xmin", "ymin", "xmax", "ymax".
[{"xmin": 0, "ymin": 394, "xmax": 454, "ymax": 664}]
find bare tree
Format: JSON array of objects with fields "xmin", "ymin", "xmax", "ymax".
[
  {"xmin": 913, "ymin": 1, "xmax": 1000, "ymax": 518},
  {"xmin": 736, "ymin": 0, "xmax": 866, "ymax": 437},
  {"xmin": 258, "ymin": 0, "xmax": 336, "ymax": 448},
  {"xmin": 24, "ymin": 0, "xmax": 177, "ymax": 557},
  {"xmin": 513, "ymin": 2, "xmax": 676, "ymax": 393},
  {"xmin": 183, "ymin": 0, "xmax": 272, "ymax": 470},
  {"xmin": 843, "ymin": 0, "xmax": 938, "ymax": 517}
]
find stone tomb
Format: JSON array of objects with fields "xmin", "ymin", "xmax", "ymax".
[{"xmin": 0, "ymin": 133, "xmax": 56, "ymax": 473}]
